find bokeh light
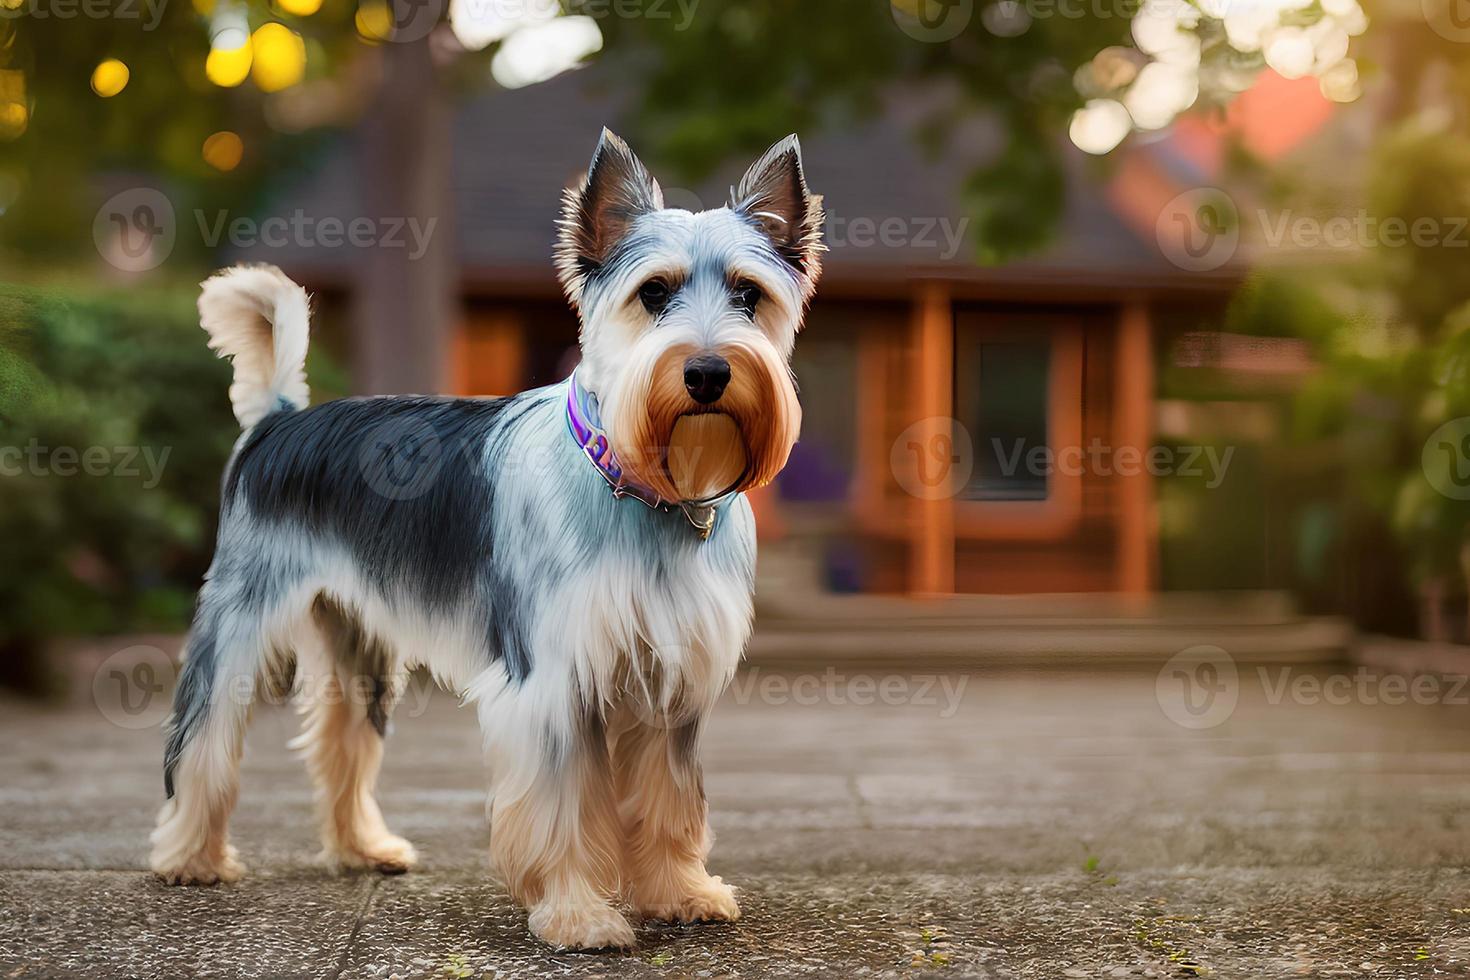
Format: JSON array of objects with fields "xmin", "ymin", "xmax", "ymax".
[
  {"xmin": 0, "ymin": 69, "xmax": 25, "ymax": 140},
  {"xmin": 206, "ymin": 7, "xmax": 253, "ymax": 88},
  {"xmin": 1224, "ymin": 4, "xmax": 1275, "ymax": 52},
  {"xmin": 1132, "ymin": 5, "xmax": 1199, "ymax": 65},
  {"xmin": 1309, "ymin": 20, "xmax": 1350, "ymax": 72},
  {"xmin": 90, "ymin": 59, "xmax": 130, "ymax": 98},
  {"xmin": 0, "ymin": 102, "xmax": 25, "ymax": 140},
  {"xmin": 1124, "ymin": 61, "xmax": 1197, "ymax": 131},
  {"xmin": 451, "ymin": 0, "xmax": 557, "ymax": 50},
  {"xmin": 1069, "ymin": 99, "xmax": 1132, "ymax": 155},
  {"xmin": 1078, "ymin": 0, "xmax": 1367, "ymax": 154},
  {"xmin": 251, "ymin": 23, "xmax": 306, "ymax": 92},
  {"xmin": 981, "ymin": 0, "xmax": 1030, "ymax": 38},
  {"xmin": 489, "ymin": 16, "xmax": 602, "ymax": 90},
  {"xmin": 202, "ymin": 130, "xmax": 244, "ymax": 171},
  {"xmin": 1086, "ymin": 47, "xmax": 1141, "ymax": 94},
  {"xmin": 276, "ymin": 0, "xmax": 323, "ymax": 15},
  {"xmin": 1320, "ymin": 58, "xmax": 1361, "ymax": 103},
  {"xmin": 209, "ymin": 5, "xmax": 249, "ymax": 49},
  {"xmin": 355, "ymin": 1, "xmax": 392, "ymax": 42},
  {"xmin": 1263, "ymin": 27, "xmax": 1314, "ymax": 79},
  {"xmin": 206, "ymin": 43, "xmax": 252, "ymax": 87}
]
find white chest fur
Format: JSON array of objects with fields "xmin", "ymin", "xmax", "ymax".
[{"xmin": 550, "ymin": 527, "xmax": 754, "ymax": 724}]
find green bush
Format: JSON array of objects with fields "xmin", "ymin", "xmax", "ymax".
[{"xmin": 0, "ymin": 281, "xmax": 340, "ymax": 693}]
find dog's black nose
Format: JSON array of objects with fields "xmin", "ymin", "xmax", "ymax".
[{"xmin": 683, "ymin": 354, "xmax": 731, "ymax": 404}]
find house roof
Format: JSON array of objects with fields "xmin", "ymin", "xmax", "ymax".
[{"xmin": 241, "ymin": 58, "xmax": 1238, "ymax": 298}]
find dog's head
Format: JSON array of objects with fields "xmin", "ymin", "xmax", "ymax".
[{"xmin": 556, "ymin": 129, "xmax": 823, "ymax": 502}]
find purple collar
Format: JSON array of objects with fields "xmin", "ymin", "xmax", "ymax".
[{"xmin": 565, "ymin": 370, "xmax": 737, "ymax": 539}]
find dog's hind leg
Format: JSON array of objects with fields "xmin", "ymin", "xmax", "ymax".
[
  {"xmin": 151, "ymin": 586, "xmax": 284, "ymax": 886},
  {"xmin": 609, "ymin": 710, "xmax": 740, "ymax": 923},
  {"xmin": 292, "ymin": 595, "xmax": 417, "ymax": 874}
]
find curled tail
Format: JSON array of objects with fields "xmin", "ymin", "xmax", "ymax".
[{"xmin": 198, "ymin": 264, "xmax": 311, "ymax": 428}]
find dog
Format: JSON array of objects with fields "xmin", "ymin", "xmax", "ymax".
[{"xmin": 149, "ymin": 129, "xmax": 823, "ymax": 951}]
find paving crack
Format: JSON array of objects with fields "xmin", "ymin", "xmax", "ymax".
[{"xmin": 326, "ymin": 876, "xmax": 382, "ymax": 980}]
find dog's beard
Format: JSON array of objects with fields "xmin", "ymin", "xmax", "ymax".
[
  {"xmin": 604, "ymin": 338, "xmax": 801, "ymax": 502},
  {"xmin": 668, "ymin": 414, "xmax": 745, "ymax": 501}
]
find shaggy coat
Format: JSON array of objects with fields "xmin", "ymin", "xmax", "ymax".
[{"xmin": 150, "ymin": 130, "xmax": 823, "ymax": 951}]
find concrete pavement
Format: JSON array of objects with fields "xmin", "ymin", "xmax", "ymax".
[{"xmin": 4, "ymin": 664, "xmax": 1470, "ymax": 978}]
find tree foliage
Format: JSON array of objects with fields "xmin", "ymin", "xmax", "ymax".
[
  {"xmin": 1231, "ymin": 118, "xmax": 1470, "ymax": 606},
  {"xmin": 1, "ymin": 0, "xmax": 1366, "ymax": 266}
]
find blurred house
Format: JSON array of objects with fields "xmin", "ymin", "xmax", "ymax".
[{"xmin": 243, "ymin": 66, "xmax": 1359, "ymax": 599}]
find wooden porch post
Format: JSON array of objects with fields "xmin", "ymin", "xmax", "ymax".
[
  {"xmin": 1115, "ymin": 298, "xmax": 1157, "ymax": 597},
  {"xmin": 910, "ymin": 283, "xmax": 955, "ymax": 596},
  {"xmin": 853, "ymin": 323, "xmax": 887, "ymax": 527}
]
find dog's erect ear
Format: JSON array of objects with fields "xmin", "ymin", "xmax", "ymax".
[
  {"xmin": 730, "ymin": 134, "xmax": 825, "ymax": 293},
  {"xmin": 556, "ymin": 128, "xmax": 664, "ymax": 304}
]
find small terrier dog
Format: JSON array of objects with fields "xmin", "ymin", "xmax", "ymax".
[{"xmin": 150, "ymin": 130, "xmax": 823, "ymax": 950}]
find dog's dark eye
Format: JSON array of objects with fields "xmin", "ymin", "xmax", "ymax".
[
  {"xmin": 732, "ymin": 280, "xmax": 762, "ymax": 316},
  {"xmin": 637, "ymin": 279, "xmax": 671, "ymax": 314}
]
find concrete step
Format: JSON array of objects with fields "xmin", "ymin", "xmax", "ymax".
[
  {"xmin": 748, "ymin": 591, "xmax": 1350, "ymax": 665},
  {"xmin": 754, "ymin": 589, "xmax": 1302, "ymax": 627}
]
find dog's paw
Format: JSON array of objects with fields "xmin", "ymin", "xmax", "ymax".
[
  {"xmin": 330, "ymin": 834, "xmax": 419, "ymax": 875},
  {"xmin": 637, "ymin": 875, "xmax": 741, "ymax": 924},
  {"xmin": 528, "ymin": 898, "xmax": 636, "ymax": 951},
  {"xmin": 153, "ymin": 844, "xmax": 247, "ymax": 886}
]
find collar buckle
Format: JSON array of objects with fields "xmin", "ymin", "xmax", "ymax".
[{"xmin": 680, "ymin": 502, "xmax": 718, "ymax": 540}]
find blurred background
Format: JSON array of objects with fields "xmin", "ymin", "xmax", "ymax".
[{"xmin": 3, "ymin": 0, "xmax": 1469, "ymax": 692}]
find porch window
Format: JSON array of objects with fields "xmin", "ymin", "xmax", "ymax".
[{"xmin": 956, "ymin": 338, "xmax": 1051, "ymax": 501}]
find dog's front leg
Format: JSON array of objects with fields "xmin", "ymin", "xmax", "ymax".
[
  {"xmin": 487, "ymin": 712, "xmax": 632, "ymax": 951},
  {"xmin": 610, "ymin": 712, "xmax": 740, "ymax": 924}
]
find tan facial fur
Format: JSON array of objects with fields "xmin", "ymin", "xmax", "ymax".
[{"xmin": 606, "ymin": 340, "xmax": 802, "ymax": 502}]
